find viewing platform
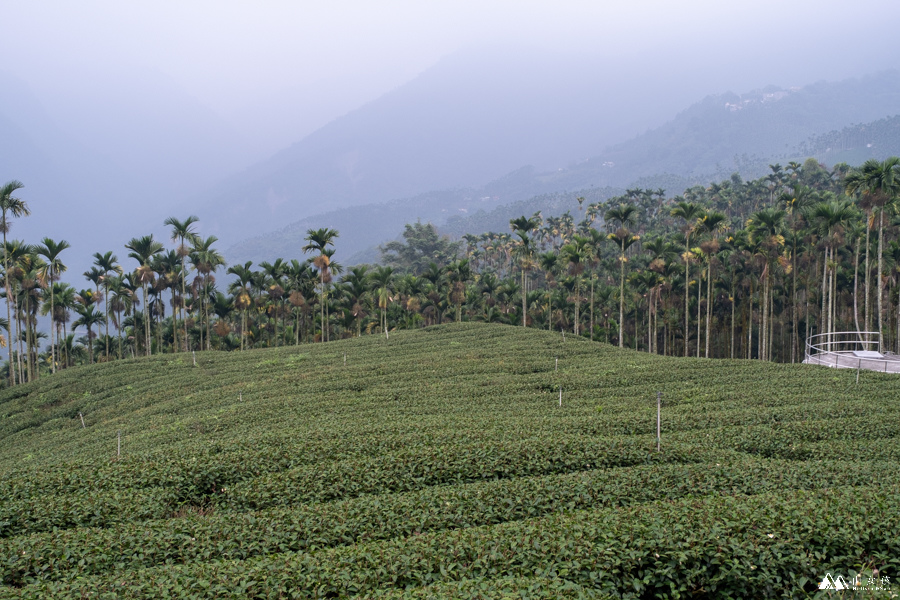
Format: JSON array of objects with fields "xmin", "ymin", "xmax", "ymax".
[{"xmin": 804, "ymin": 331, "xmax": 900, "ymax": 373}]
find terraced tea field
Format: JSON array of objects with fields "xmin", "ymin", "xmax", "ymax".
[{"xmin": 0, "ymin": 323, "xmax": 898, "ymax": 598}]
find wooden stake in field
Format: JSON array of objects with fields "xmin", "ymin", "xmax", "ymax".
[
  {"xmin": 79, "ymin": 412, "xmax": 85, "ymax": 429},
  {"xmin": 555, "ymin": 357, "xmax": 558, "ymax": 372},
  {"xmin": 656, "ymin": 391, "xmax": 661, "ymax": 452},
  {"xmin": 559, "ymin": 386, "xmax": 562, "ymax": 407},
  {"xmin": 192, "ymin": 350, "xmax": 197, "ymax": 367}
]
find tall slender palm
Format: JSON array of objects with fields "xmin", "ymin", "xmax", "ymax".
[
  {"xmin": 164, "ymin": 216, "xmax": 199, "ymax": 352},
  {"xmin": 510, "ymin": 214, "xmax": 541, "ymax": 327},
  {"xmin": 125, "ymin": 235, "xmax": 164, "ymax": 356},
  {"xmin": 154, "ymin": 250, "xmax": 182, "ymax": 353},
  {"xmin": 91, "ymin": 251, "xmax": 121, "ymax": 360},
  {"xmin": 697, "ymin": 211, "xmax": 728, "ymax": 358},
  {"xmin": 371, "ymin": 266, "xmax": 395, "ymax": 338},
  {"xmin": 339, "ymin": 265, "xmax": 370, "ymax": 338},
  {"xmin": 260, "ymin": 258, "xmax": 287, "ymax": 346},
  {"xmin": 302, "ymin": 228, "xmax": 339, "ymax": 342},
  {"xmin": 72, "ymin": 302, "xmax": 105, "ymax": 365},
  {"xmin": 606, "ymin": 229, "xmax": 639, "ymax": 348},
  {"xmin": 560, "ymin": 236, "xmax": 590, "ymax": 336},
  {"xmin": 18, "ymin": 255, "xmax": 47, "ymax": 380},
  {"xmin": 36, "ymin": 238, "xmax": 70, "ymax": 373},
  {"xmin": 748, "ymin": 208, "xmax": 786, "ymax": 361},
  {"xmin": 445, "ymin": 259, "xmax": 471, "ymax": 323},
  {"xmin": 845, "ymin": 157, "xmax": 900, "ymax": 348},
  {"xmin": 811, "ymin": 199, "xmax": 855, "ymax": 343},
  {"xmin": 107, "ymin": 275, "xmax": 131, "ymax": 359},
  {"xmin": 5, "ymin": 240, "xmax": 30, "ymax": 383},
  {"xmin": 227, "ymin": 262, "xmax": 254, "ymax": 351},
  {"xmin": 191, "ymin": 235, "xmax": 224, "ymax": 350},
  {"xmin": 0, "ymin": 181, "xmax": 28, "ymax": 384},
  {"xmin": 46, "ymin": 283, "xmax": 75, "ymax": 368},
  {"xmin": 605, "ymin": 204, "xmax": 639, "ymax": 347},
  {"xmin": 670, "ymin": 201, "xmax": 704, "ymax": 356}
]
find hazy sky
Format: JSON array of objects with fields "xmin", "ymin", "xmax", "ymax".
[{"xmin": 5, "ymin": 0, "xmax": 899, "ymax": 159}]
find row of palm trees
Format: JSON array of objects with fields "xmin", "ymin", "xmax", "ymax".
[{"xmin": 1, "ymin": 157, "xmax": 898, "ymax": 383}]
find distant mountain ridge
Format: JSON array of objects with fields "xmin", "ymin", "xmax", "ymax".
[
  {"xmin": 225, "ymin": 71, "xmax": 900, "ymax": 266},
  {"xmin": 195, "ymin": 47, "xmax": 751, "ymax": 244}
]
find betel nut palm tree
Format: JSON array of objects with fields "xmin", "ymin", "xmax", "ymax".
[
  {"xmin": 36, "ymin": 238, "xmax": 70, "ymax": 373},
  {"xmin": 845, "ymin": 157, "xmax": 900, "ymax": 348},
  {"xmin": 227, "ymin": 261, "xmax": 254, "ymax": 351},
  {"xmin": 192, "ymin": 235, "xmax": 225, "ymax": 350},
  {"xmin": 0, "ymin": 180, "xmax": 29, "ymax": 385},
  {"xmin": 303, "ymin": 228, "xmax": 338, "ymax": 342},
  {"xmin": 164, "ymin": 215, "xmax": 199, "ymax": 353},
  {"xmin": 92, "ymin": 251, "xmax": 121, "ymax": 361},
  {"xmin": 670, "ymin": 200, "xmax": 703, "ymax": 356},
  {"xmin": 605, "ymin": 204, "xmax": 639, "ymax": 347},
  {"xmin": 125, "ymin": 235, "xmax": 164, "ymax": 356},
  {"xmin": 560, "ymin": 235, "xmax": 591, "ymax": 336},
  {"xmin": 510, "ymin": 214, "xmax": 542, "ymax": 327}
]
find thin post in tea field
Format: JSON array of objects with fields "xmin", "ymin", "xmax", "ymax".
[{"xmin": 656, "ymin": 391, "xmax": 661, "ymax": 452}]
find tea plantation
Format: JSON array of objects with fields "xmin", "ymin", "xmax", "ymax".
[{"xmin": 1, "ymin": 323, "xmax": 899, "ymax": 598}]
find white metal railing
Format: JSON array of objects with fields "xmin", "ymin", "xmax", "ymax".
[{"xmin": 804, "ymin": 331, "xmax": 898, "ymax": 373}]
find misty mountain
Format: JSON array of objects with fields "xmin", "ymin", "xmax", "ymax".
[
  {"xmin": 542, "ymin": 71, "xmax": 900, "ymax": 189},
  {"xmin": 195, "ymin": 45, "xmax": 748, "ymax": 244},
  {"xmin": 225, "ymin": 71, "xmax": 900, "ymax": 267}
]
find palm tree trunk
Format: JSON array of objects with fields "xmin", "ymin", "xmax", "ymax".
[
  {"xmin": 827, "ymin": 248, "xmax": 834, "ymax": 347},
  {"xmin": 182, "ymin": 253, "xmax": 189, "ymax": 353},
  {"xmin": 2, "ymin": 228, "xmax": 10, "ymax": 386},
  {"xmin": 171, "ymin": 288, "xmax": 178, "ymax": 353},
  {"xmin": 16, "ymin": 295, "xmax": 24, "ymax": 383},
  {"xmin": 696, "ymin": 267, "xmax": 702, "ymax": 358},
  {"xmin": 143, "ymin": 284, "xmax": 151, "ymax": 356},
  {"xmin": 590, "ymin": 274, "xmax": 595, "ymax": 342},
  {"xmin": 748, "ymin": 279, "xmax": 753, "ymax": 360},
  {"xmin": 730, "ymin": 281, "xmax": 735, "ymax": 359},
  {"xmin": 821, "ymin": 253, "xmax": 828, "ymax": 340},
  {"xmin": 864, "ymin": 212, "xmax": 871, "ymax": 332},
  {"xmin": 618, "ymin": 257, "xmax": 624, "ymax": 347},
  {"xmin": 320, "ymin": 274, "xmax": 325, "ymax": 342},
  {"xmin": 792, "ymin": 247, "xmax": 798, "ymax": 363},
  {"xmin": 684, "ymin": 251, "xmax": 690, "ymax": 357},
  {"xmin": 206, "ymin": 291, "xmax": 211, "ymax": 351},
  {"xmin": 705, "ymin": 261, "xmax": 712, "ymax": 358},
  {"xmin": 104, "ymin": 284, "xmax": 110, "ymax": 360},
  {"xmin": 878, "ymin": 209, "xmax": 885, "ymax": 349},
  {"xmin": 761, "ymin": 275, "xmax": 768, "ymax": 361},
  {"xmin": 26, "ymin": 302, "xmax": 33, "ymax": 380},
  {"xmin": 521, "ymin": 268, "xmax": 527, "ymax": 327},
  {"xmin": 49, "ymin": 274, "xmax": 55, "ymax": 373}
]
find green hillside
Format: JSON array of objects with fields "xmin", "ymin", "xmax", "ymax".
[{"xmin": 1, "ymin": 323, "xmax": 899, "ymax": 598}]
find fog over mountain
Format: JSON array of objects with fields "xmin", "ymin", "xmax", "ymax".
[
  {"xmin": 223, "ymin": 69, "xmax": 900, "ymax": 267},
  {"xmin": 192, "ymin": 47, "xmax": 900, "ymax": 249}
]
